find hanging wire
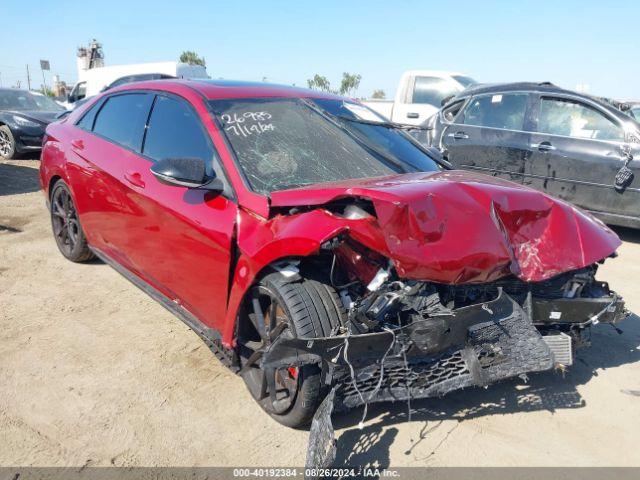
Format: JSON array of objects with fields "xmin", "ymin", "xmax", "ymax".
[{"xmin": 342, "ymin": 326, "xmax": 396, "ymax": 429}]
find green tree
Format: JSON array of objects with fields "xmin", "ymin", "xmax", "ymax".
[
  {"xmin": 371, "ymin": 89, "xmax": 386, "ymax": 99},
  {"xmin": 339, "ymin": 72, "xmax": 361, "ymax": 97},
  {"xmin": 307, "ymin": 74, "xmax": 332, "ymax": 92},
  {"xmin": 38, "ymin": 86, "xmax": 55, "ymax": 97},
  {"xmin": 179, "ymin": 51, "xmax": 206, "ymax": 67}
]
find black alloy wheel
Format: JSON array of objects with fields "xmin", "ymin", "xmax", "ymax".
[
  {"xmin": 50, "ymin": 181, "xmax": 94, "ymax": 262},
  {"xmin": 238, "ymin": 271, "xmax": 344, "ymax": 428},
  {"xmin": 240, "ymin": 285, "xmax": 301, "ymax": 415}
]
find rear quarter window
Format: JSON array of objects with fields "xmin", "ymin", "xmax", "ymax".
[{"xmin": 75, "ymin": 101, "xmax": 102, "ymax": 131}]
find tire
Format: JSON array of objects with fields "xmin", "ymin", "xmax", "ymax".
[
  {"xmin": 0, "ymin": 125, "xmax": 17, "ymax": 160},
  {"xmin": 239, "ymin": 270, "xmax": 345, "ymax": 428},
  {"xmin": 50, "ymin": 180, "xmax": 94, "ymax": 262}
]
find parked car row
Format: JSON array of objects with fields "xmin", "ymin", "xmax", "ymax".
[{"xmin": 424, "ymin": 82, "xmax": 639, "ymax": 229}]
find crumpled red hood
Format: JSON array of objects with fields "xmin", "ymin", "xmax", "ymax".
[{"xmin": 269, "ymin": 171, "xmax": 621, "ymax": 284}]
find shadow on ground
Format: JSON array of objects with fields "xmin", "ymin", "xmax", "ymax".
[
  {"xmin": 0, "ymin": 161, "xmax": 40, "ymax": 196},
  {"xmin": 612, "ymin": 226, "xmax": 640, "ymax": 244},
  {"xmin": 331, "ymin": 313, "xmax": 640, "ymax": 468}
]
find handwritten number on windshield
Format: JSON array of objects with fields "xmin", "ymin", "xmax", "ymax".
[{"xmin": 222, "ymin": 111, "xmax": 275, "ymax": 138}]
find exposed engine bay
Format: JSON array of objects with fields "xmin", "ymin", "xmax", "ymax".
[
  {"xmin": 257, "ymin": 234, "xmax": 628, "ymax": 468},
  {"xmin": 263, "ymin": 250, "xmax": 627, "ymax": 411},
  {"xmin": 260, "ymin": 200, "xmax": 626, "ymax": 399},
  {"xmin": 233, "ymin": 184, "xmax": 631, "ymax": 468}
]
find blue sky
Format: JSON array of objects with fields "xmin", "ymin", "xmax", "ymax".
[{"xmin": 1, "ymin": 0, "xmax": 638, "ymax": 99}]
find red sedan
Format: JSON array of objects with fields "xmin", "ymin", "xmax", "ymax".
[{"xmin": 40, "ymin": 80, "xmax": 628, "ymax": 428}]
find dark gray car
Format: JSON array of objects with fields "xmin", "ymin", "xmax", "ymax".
[
  {"xmin": 428, "ymin": 82, "xmax": 640, "ymax": 229},
  {"xmin": 0, "ymin": 88, "xmax": 65, "ymax": 159}
]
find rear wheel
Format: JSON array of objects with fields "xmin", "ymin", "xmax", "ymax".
[
  {"xmin": 238, "ymin": 271, "xmax": 344, "ymax": 428},
  {"xmin": 50, "ymin": 181, "xmax": 94, "ymax": 262}
]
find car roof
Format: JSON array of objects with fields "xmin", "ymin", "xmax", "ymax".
[
  {"xmin": 403, "ymin": 70, "xmax": 468, "ymax": 78},
  {"xmin": 456, "ymin": 81, "xmax": 573, "ymax": 97},
  {"xmin": 451, "ymin": 81, "xmax": 633, "ymax": 120},
  {"xmin": 0, "ymin": 88, "xmax": 31, "ymax": 93},
  {"xmin": 114, "ymin": 78, "xmax": 346, "ymax": 101}
]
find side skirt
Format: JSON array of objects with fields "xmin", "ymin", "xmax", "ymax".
[
  {"xmin": 585, "ymin": 209, "xmax": 640, "ymax": 230},
  {"xmin": 90, "ymin": 246, "xmax": 238, "ymax": 371}
]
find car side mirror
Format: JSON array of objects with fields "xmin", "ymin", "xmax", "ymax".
[
  {"xmin": 441, "ymin": 95, "xmax": 455, "ymax": 107},
  {"xmin": 150, "ymin": 157, "xmax": 223, "ymax": 192}
]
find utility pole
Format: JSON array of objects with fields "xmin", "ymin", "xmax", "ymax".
[
  {"xmin": 40, "ymin": 60, "xmax": 50, "ymax": 94},
  {"xmin": 26, "ymin": 64, "xmax": 31, "ymax": 90}
]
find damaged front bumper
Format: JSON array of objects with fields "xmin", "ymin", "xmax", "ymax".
[{"xmin": 262, "ymin": 290, "xmax": 628, "ymax": 410}]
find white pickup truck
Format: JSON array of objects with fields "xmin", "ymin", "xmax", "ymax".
[{"xmin": 363, "ymin": 70, "xmax": 476, "ymax": 126}]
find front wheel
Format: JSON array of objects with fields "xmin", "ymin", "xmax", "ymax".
[
  {"xmin": 238, "ymin": 271, "xmax": 344, "ymax": 428},
  {"xmin": 0, "ymin": 125, "xmax": 17, "ymax": 160}
]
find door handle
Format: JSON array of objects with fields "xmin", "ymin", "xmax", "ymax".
[
  {"xmin": 531, "ymin": 142, "xmax": 556, "ymax": 152},
  {"xmin": 71, "ymin": 139, "xmax": 84, "ymax": 150},
  {"xmin": 447, "ymin": 131, "xmax": 469, "ymax": 140},
  {"xmin": 407, "ymin": 112, "xmax": 419, "ymax": 119},
  {"xmin": 124, "ymin": 171, "xmax": 145, "ymax": 188}
]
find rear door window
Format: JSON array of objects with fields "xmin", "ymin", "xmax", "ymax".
[
  {"xmin": 142, "ymin": 95, "xmax": 214, "ymax": 167},
  {"xmin": 92, "ymin": 93, "xmax": 153, "ymax": 151},
  {"xmin": 461, "ymin": 93, "xmax": 528, "ymax": 130},
  {"xmin": 537, "ymin": 97, "xmax": 624, "ymax": 141}
]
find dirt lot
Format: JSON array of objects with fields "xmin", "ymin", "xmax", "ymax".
[{"xmin": 1, "ymin": 157, "xmax": 640, "ymax": 468}]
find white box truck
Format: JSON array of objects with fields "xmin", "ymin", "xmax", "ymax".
[{"xmin": 64, "ymin": 61, "xmax": 209, "ymax": 109}]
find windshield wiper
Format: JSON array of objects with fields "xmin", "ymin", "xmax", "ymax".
[
  {"xmin": 300, "ymin": 99, "xmax": 413, "ymax": 174},
  {"xmin": 332, "ymin": 115, "xmax": 432, "ymax": 131}
]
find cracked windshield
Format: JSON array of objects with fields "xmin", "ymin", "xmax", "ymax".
[{"xmin": 209, "ymin": 97, "xmax": 440, "ymax": 194}]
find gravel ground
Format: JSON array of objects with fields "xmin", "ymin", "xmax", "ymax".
[{"xmin": 1, "ymin": 158, "xmax": 639, "ymax": 468}]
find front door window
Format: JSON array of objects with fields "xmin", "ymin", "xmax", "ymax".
[{"xmin": 460, "ymin": 93, "xmax": 528, "ymax": 130}]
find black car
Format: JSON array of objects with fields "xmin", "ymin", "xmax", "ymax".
[
  {"xmin": 0, "ymin": 88, "xmax": 65, "ymax": 159},
  {"xmin": 427, "ymin": 82, "xmax": 640, "ymax": 229},
  {"xmin": 628, "ymin": 102, "xmax": 640, "ymax": 121}
]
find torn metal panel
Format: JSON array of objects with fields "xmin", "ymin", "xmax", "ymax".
[{"xmin": 269, "ymin": 170, "xmax": 621, "ymax": 284}]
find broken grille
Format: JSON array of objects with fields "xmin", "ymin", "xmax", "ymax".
[{"xmin": 335, "ymin": 303, "xmax": 554, "ymax": 409}]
